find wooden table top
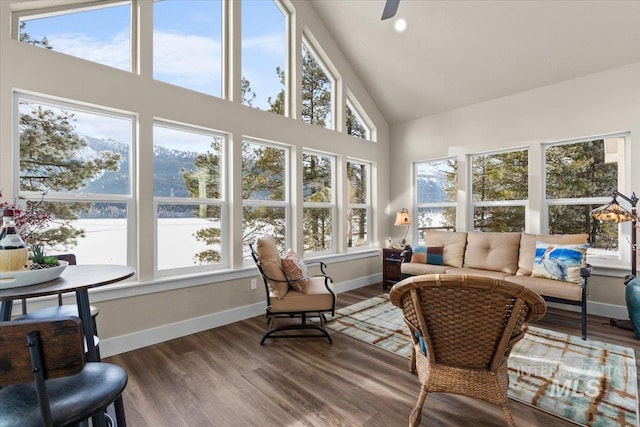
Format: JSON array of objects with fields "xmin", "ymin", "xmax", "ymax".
[{"xmin": 0, "ymin": 265, "xmax": 135, "ymax": 300}]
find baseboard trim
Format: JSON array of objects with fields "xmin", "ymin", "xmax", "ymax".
[{"xmin": 100, "ymin": 273, "xmax": 382, "ymax": 358}]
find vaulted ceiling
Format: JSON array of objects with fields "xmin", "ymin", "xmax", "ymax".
[{"xmin": 309, "ymin": 0, "xmax": 640, "ymax": 125}]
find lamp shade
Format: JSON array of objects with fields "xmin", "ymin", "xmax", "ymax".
[
  {"xmin": 394, "ymin": 209, "xmax": 411, "ymax": 226},
  {"xmin": 591, "ymin": 200, "xmax": 636, "ymax": 223}
]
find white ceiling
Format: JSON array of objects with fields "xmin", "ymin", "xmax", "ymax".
[{"xmin": 309, "ymin": 0, "xmax": 640, "ymax": 125}]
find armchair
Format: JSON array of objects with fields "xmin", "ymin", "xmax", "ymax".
[{"xmin": 249, "ymin": 235, "xmax": 336, "ymax": 344}]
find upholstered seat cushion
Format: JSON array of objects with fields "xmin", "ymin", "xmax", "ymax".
[
  {"xmin": 504, "ymin": 274, "xmax": 583, "ymax": 301},
  {"xmin": 402, "ymin": 262, "xmax": 448, "ymax": 276},
  {"xmin": 268, "ymin": 277, "xmax": 334, "ymax": 313},
  {"xmin": 0, "ymin": 363, "xmax": 127, "ymax": 427},
  {"xmin": 445, "ymin": 267, "xmax": 511, "ymax": 280}
]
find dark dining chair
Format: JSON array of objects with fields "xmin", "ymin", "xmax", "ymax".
[
  {"xmin": 0, "ymin": 317, "xmax": 128, "ymax": 427},
  {"xmin": 16, "ymin": 253, "xmax": 102, "ymax": 358}
]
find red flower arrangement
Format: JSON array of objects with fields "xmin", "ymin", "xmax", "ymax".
[{"xmin": 0, "ymin": 191, "xmax": 52, "ymax": 246}]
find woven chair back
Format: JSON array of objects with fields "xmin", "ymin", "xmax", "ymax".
[{"xmin": 390, "ymin": 274, "xmax": 547, "ymax": 371}]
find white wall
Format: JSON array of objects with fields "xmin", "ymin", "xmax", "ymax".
[{"xmin": 390, "ymin": 62, "xmax": 640, "ymax": 313}]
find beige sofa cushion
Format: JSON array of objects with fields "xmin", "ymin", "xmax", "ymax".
[
  {"xmin": 504, "ymin": 275, "xmax": 583, "ymax": 302},
  {"xmin": 517, "ymin": 233, "xmax": 588, "ymax": 276},
  {"xmin": 462, "ymin": 232, "xmax": 521, "ymax": 274},
  {"xmin": 401, "ymin": 262, "xmax": 448, "ymax": 276},
  {"xmin": 255, "ymin": 235, "xmax": 288, "ymax": 299},
  {"xmin": 423, "ymin": 230, "xmax": 468, "ymax": 268},
  {"xmin": 445, "ymin": 267, "xmax": 511, "ymax": 280}
]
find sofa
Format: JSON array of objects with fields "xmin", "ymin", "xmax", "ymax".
[{"xmin": 399, "ymin": 230, "xmax": 591, "ymax": 339}]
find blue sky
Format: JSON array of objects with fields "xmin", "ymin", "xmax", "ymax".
[{"xmin": 21, "ymin": 0, "xmax": 286, "ymax": 111}]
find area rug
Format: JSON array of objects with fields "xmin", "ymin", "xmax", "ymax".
[{"xmin": 326, "ymin": 294, "xmax": 639, "ymax": 427}]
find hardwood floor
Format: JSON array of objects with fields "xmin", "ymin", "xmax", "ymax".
[{"xmin": 106, "ymin": 284, "xmax": 640, "ymax": 426}]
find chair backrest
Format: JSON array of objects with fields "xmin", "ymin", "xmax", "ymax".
[
  {"xmin": 0, "ymin": 317, "xmax": 85, "ymax": 386},
  {"xmin": 249, "ymin": 235, "xmax": 290, "ymax": 300},
  {"xmin": 389, "ymin": 274, "xmax": 546, "ymax": 372},
  {"xmin": 55, "ymin": 253, "xmax": 77, "ymax": 265}
]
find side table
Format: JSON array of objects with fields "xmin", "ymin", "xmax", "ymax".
[{"xmin": 382, "ymin": 248, "xmax": 404, "ymax": 290}]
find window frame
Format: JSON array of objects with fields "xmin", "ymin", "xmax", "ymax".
[
  {"xmin": 241, "ymin": 138, "xmax": 291, "ymax": 262},
  {"xmin": 346, "ymin": 158, "xmax": 372, "ymax": 251},
  {"xmin": 14, "ymin": 91, "xmax": 137, "ymax": 266},
  {"xmin": 413, "ymin": 157, "xmax": 458, "ymax": 244},
  {"xmin": 345, "ymin": 95, "xmax": 372, "ymax": 141},
  {"xmin": 302, "ymin": 149, "xmax": 336, "ymax": 255},
  {"xmin": 469, "ymin": 147, "xmax": 529, "ymax": 232},
  {"xmin": 13, "ymin": 0, "xmax": 134, "ymax": 73},
  {"xmin": 152, "ymin": 120, "xmax": 227, "ymax": 275},
  {"xmin": 301, "ymin": 34, "xmax": 336, "ymax": 130},
  {"xmin": 543, "ymin": 132, "xmax": 631, "ymax": 270}
]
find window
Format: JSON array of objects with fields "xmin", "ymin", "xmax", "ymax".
[
  {"xmin": 414, "ymin": 159, "xmax": 458, "ymax": 243},
  {"xmin": 17, "ymin": 94, "xmax": 133, "ymax": 264},
  {"xmin": 301, "ymin": 39, "xmax": 334, "ymax": 129},
  {"xmin": 153, "ymin": 0, "xmax": 223, "ymax": 97},
  {"xmin": 17, "ymin": 2, "xmax": 132, "ymax": 72},
  {"xmin": 545, "ymin": 135, "xmax": 627, "ymax": 262},
  {"xmin": 241, "ymin": 0, "xmax": 287, "ymax": 114},
  {"xmin": 242, "ymin": 140, "xmax": 289, "ymax": 258},
  {"xmin": 471, "ymin": 149, "xmax": 528, "ymax": 232},
  {"xmin": 153, "ymin": 122, "xmax": 225, "ymax": 272},
  {"xmin": 303, "ymin": 151, "xmax": 335, "ymax": 254},
  {"xmin": 347, "ymin": 160, "xmax": 371, "ymax": 249},
  {"xmin": 346, "ymin": 97, "xmax": 371, "ymax": 140}
]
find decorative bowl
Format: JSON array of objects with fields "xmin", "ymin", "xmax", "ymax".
[{"xmin": 0, "ymin": 260, "xmax": 69, "ymax": 290}]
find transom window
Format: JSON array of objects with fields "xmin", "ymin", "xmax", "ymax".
[
  {"xmin": 17, "ymin": 2, "xmax": 132, "ymax": 72},
  {"xmin": 346, "ymin": 97, "xmax": 371, "ymax": 140},
  {"xmin": 301, "ymin": 38, "xmax": 334, "ymax": 130},
  {"xmin": 153, "ymin": 0, "xmax": 223, "ymax": 97},
  {"xmin": 241, "ymin": 0, "xmax": 287, "ymax": 114}
]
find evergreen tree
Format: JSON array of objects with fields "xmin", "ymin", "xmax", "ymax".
[
  {"xmin": 303, "ymin": 154, "xmax": 332, "ymax": 251},
  {"xmin": 241, "ymin": 77, "xmax": 256, "ymax": 106},
  {"xmin": 346, "ymin": 105, "xmax": 366, "ymax": 139},
  {"xmin": 301, "ymin": 44, "xmax": 331, "ymax": 127},
  {"xmin": 347, "ymin": 162, "xmax": 367, "ymax": 247},
  {"xmin": 267, "ymin": 67, "xmax": 285, "ymax": 115},
  {"xmin": 19, "ymin": 102, "xmax": 121, "ymax": 249}
]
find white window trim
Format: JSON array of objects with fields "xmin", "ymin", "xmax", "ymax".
[{"xmin": 301, "ymin": 33, "xmax": 337, "ymax": 130}]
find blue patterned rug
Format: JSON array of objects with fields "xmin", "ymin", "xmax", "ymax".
[{"xmin": 327, "ymin": 294, "xmax": 639, "ymax": 427}]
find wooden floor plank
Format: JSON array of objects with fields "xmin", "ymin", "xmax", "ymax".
[{"xmin": 106, "ymin": 283, "xmax": 640, "ymax": 426}]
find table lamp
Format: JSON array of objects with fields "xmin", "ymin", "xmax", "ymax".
[
  {"xmin": 591, "ymin": 190, "xmax": 638, "ymax": 331},
  {"xmin": 394, "ymin": 208, "xmax": 411, "ymax": 248}
]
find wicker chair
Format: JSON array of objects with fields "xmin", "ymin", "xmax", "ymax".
[{"xmin": 389, "ymin": 274, "xmax": 547, "ymax": 427}]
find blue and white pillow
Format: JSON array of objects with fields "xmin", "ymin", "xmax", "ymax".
[{"xmin": 531, "ymin": 241, "xmax": 588, "ymax": 284}]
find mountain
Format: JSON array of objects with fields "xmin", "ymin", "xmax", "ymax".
[{"xmin": 81, "ymin": 136, "xmax": 199, "ymax": 197}]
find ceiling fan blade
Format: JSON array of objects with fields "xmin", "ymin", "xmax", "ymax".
[{"xmin": 381, "ymin": 0, "xmax": 400, "ymax": 20}]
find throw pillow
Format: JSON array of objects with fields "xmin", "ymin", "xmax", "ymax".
[
  {"xmin": 281, "ymin": 249, "xmax": 310, "ymax": 293},
  {"xmin": 411, "ymin": 246, "xmax": 427, "ymax": 263},
  {"xmin": 426, "ymin": 246, "xmax": 444, "ymax": 265},
  {"xmin": 410, "ymin": 245, "xmax": 444, "ymax": 265},
  {"xmin": 531, "ymin": 241, "xmax": 588, "ymax": 284},
  {"xmin": 255, "ymin": 235, "xmax": 288, "ymax": 299}
]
